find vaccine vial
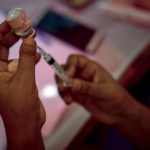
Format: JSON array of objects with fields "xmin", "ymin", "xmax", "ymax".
[{"xmin": 6, "ymin": 8, "xmax": 36, "ymax": 38}]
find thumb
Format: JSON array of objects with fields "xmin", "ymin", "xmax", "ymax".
[
  {"xmin": 71, "ymin": 79, "xmax": 99, "ymax": 98},
  {"xmin": 15, "ymin": 38, "xmax": 37, "ymax": 80}
]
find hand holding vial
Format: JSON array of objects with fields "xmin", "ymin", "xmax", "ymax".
[
  {"xmin": 6, "ymin": 8, "xmax": 36, "ymax": 38},
  {"xmin": 0, "ymin": 21, "xmax": 45, "ymax": 150},
  {"xmin": 6, "ymin": 7, "xmax": 73, "ymax": 87}
]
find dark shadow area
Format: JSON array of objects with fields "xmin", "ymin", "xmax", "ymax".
[{"xmin": 74, "ymin": 69, "xmax": 150, "ymax": 150}]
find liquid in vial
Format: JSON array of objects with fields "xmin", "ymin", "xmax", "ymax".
[{"xmin": 6, "ymin": 8, "xmax": 35, "ymax": 38}]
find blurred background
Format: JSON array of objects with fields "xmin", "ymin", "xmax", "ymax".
[{"xmin": 0, "ymin": 0, "xmax": 150, "ymax": 150}]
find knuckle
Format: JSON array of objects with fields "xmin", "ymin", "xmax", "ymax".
[
  {"xmin": 80, "ymin": 55, "xmax": 88, "ymax": 60},
  {"xmin": 68, "ymin": 54, "xmax": 76, "ymax": 61},
  {"xmin": 73, "ymin": 79, "xmax": 89, "ymax": 94},
  {"xmin": 72, "ymin": 79, "xmax": 80, "ymax": 93},
  {"xmin": 68, "ymin": 54, "xmax": 83, "ymax": 60},
  {"xmin": 58, "ymin": 85, "xmax": 64, "ymax": 94},
  {"xmin": 82, "ymin": 83, "xmax": 90, "ymax": 94}
]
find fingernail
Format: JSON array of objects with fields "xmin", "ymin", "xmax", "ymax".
[
  {"xmin": 11, "ymin": 59, "xmax": 18, "ymax": 65},
  {"xmin": 64, "ymin": 96, "xmax": 73, "ymax": 105},
  {"xmin": 63, "ymin": 82, "xmax": 68, "ymax": 87},
  {"xmin": 23, "ymin": 38, "xmax": 36, "ymax": 46},
  {"xmin": 62, "ymin": 78, "xmax": 74, "ymax": 88},
  {"xmin": 67, "ymin": 67, "xmax": 74, "ymax": 77},
  {"xmin": 58, "ymin": 85, "xmax": 64, "ymax": 93}
]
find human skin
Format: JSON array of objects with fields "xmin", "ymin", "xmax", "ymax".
[
  {"xmin": 56, "ymin": 54, "xmax": 150, "ymax": 149},
  {"xmin": 113, "ymin": 0, "xmax": 150, "ymax": 10},
  {"xmin": 0, "ymin": 21, "xmax": 45, "ymax": 150},
  {"xmin": 132, "ymin": 0, "xmax": 150, "ymax": 10}
]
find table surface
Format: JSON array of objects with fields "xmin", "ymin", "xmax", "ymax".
[{"xmin": 0, "ymin": 0, "xmax": 150, "ymax": 150}]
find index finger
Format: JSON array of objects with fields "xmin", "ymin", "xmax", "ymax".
[
  {"xmin": 66, "ymin": 54, "xmax": 100, "ymax": 81},
  {"xmin": 0, "ymin": 21, "xmax": 11, "ymax": 43},
  {"xmin": 66, "ymin": 54, "xmax": 90, "ymax": 77},
  {"xmin": 0, "ymin": 21, "xmax": 11, "ymax": 34}
]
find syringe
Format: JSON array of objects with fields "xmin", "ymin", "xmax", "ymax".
[{"xmin": 37, "ymin": 46, "xmax": 73, "ymax": 87}]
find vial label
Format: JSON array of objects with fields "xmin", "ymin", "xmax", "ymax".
[{"xmin": 6, "ymin": 8, "xmax": 34, "ymax": 38}]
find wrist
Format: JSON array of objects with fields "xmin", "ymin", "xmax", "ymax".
[
  {"xmin": 113, "ymin": 89, "xmax": 150, "ymax": 128},
  {"xmin": 6, "ymin": 125, "xmax": 44, "ymax": 150},
  {"xmin": 113, "ymin": 90, "xmax": 140, "ymax": 126},
  {"xmin": 6, "ymin": 131, "xmax": 42, "ymax": 150},
  {"xmin": 113, "ymin": 93, "xmax": 150, "ymax": 149}
]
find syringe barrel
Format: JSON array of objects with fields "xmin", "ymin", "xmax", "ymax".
[{"xmin": 46, "ymin": 57, "xmax": 73, "ymax": 86}]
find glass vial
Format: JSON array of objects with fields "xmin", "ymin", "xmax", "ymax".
[{"xmin": 6, "ymin": 8, "xmax": 36, "ymax": 38}]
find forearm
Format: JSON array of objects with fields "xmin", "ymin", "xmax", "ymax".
[
  {"xmin": 2, "ymin": 116, "xmax": 45, "ymax": 150},
  {"xmin": 6, "ymin": 130, "xmax": 45, "ymax": 150},
  {"xmin": 115, "ymin": 94, "xmax": 150, "ymax": 149}
]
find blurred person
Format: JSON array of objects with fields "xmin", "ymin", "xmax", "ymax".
[
  {"xmin": 0, "ymin": 21, "xmax": 45, "ymax": 150},
  {"xmin": 56, "ymin": 54, "xmax": 150, "ymax": 150},
  {"xmin": 113, "ymin": 0, "xmax": 150, "ymax": 10},
  {"xmin": 132, "ymin": 0, "xmax": 150, "ymax": 10}
]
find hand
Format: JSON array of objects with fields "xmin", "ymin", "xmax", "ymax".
[
  {"xmin": 132, "ymin": 0, "xmax": 150, "ymax": 10},
  {"xmin": 56, "ymin": 54, "xmax": 134, "ymax": 125},
  {"xmin": 0, "ymin": 21, "xmax": 45, "ymax": 150}
]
